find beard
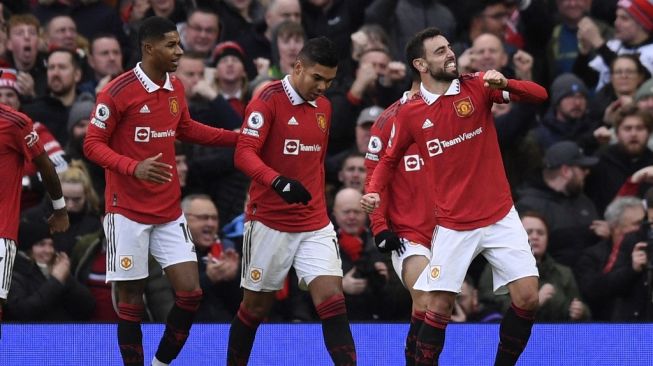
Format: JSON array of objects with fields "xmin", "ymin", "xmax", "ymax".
[
  {"xmin": 429, "ymin": 67, "xmax": 459, "ymax": 82},
  {"xmin": 565, "ymin": 178, "xmax": 584, "ymax": 197}
]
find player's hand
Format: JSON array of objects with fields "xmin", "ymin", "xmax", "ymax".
[
  {"xmin": 569, "ymin": 298, "xmax": 585, "ymax": 320},
  {"xmin": 134, "ymin": 153, "xmax": 173, "ymax": 184},
  {"xmin": 360, "ymin": 193, "xmax": 380, "ymax": 213},
  {"xmin": 538, "ymin": 283, "xmax": 556, "ymax": 306},
  {"xmin": 48, "ymin": 208, "xmax": 69, "ymax": 233},
  {"xmin": 374, "ymin": 230, "xmax": 403, "ymax": 253},
  {"xmin": 51, "ymin": 252, "xmax": 71, "ymax": 284},
  {"xmin": 272, "ymin": 176, "xmax": 312, "ymax": 204},
  {"xmin": 483, "ymin": 70, "xmax": 508, "ymax": 89}
]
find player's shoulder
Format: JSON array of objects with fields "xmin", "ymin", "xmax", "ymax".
[
  {"xmin": 0, "ymin": 104, "xmax": 32, "ymax": 129},
  {"xmin": 373, "ymin": 100, "xmax": 402, "ymax": 130},
  {"xmin": 254, "ymin": 80, "xmax": 284, "ymax": 102},
  {"xmin": 103, "ymin": 69, "xmax": 139, "ymax": 97},
  {"xmin": 460, "ymin": 72, "xmax": 482, "ymax": 82}
]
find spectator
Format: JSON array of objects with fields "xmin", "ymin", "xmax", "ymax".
[
  {"xmin": 179, "ymin": 8, "xmax": 221, "ymax": 61},
  {"xmin": 5, "ymin": 14, "xmax": 47, "ymax": 99},
  {"xmin": 211, "ymin": 41, "xmax": 250, "ymax": 118},
  {"xmin": 586, "ymin": 105, "xmax": 653, "ymax": 214},
  {"xmin": 78, "ymin": 33, "xmax": 123, "ymax": 95},
  {"xmin": 5, "ymin": 217, "xmax": 95, "ymax": 321},
  {"xmin": 479, "ymin": 211, "xmax": 590, "ymax": 322},
  {"xmin": 574, "ymin": 0, "xmax": 653, "ymax": 90},
  {"xmin": 212, "ymin": 0, "xmax": 263, "ymax": 42},
  {"xmin": 337, "ymin": 152, "xmax": 367, "ymax": 193},
  {"xmin": 575, "ymin": 196, "xmax": 646, "ymax": 320},
  {"xmin": 516, "ymin": 141, "xmax": 601, "ymax": 267},
  {"xmin": 450, "ymin": 276, "xmax": 502, "ymax": 323},
  {"xmin": 182, "ymin": 194, "xmax": 241, "ymax": 321},
  {"xmin": 529, "ymin": 73, "xmax": 600, "ymax": 154},
  {"xmin": 332, "ymin": 188, "xmax": 391, "ymax": 320},
  {"xmin": 22, "ymin": 48, "xmax": 84, "ymax": 146}
]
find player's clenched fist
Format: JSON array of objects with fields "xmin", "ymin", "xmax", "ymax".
[
  {"xmin": 360, "ymin": 192, "xmax": 380, "ymax": 213},
  {"xmin": 134, "ymin": 152, "xmax": 173, "ymax": 184},
  {"xmin": 483, "ymin": 69, "xmax": 507, "ymax": 89}
]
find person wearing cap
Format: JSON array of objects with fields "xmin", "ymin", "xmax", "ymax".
[
  {"xmin": 516, "ymin": 140, "xmax": 601, "ymax": 267},
  {"xmin": 576, "ymin": 0, "xmax": 653, "ymax": 91},
  {"xmin": 326, "ymin": 105, "xmax": 382, "ymax": 186},
  {"xmin": 530, "ymin": 73, "xmax": 601, "ymax": 154},
  {"xmin": 212, "ymin": 40, "xmax": 249, "ymax": 118},
  {"xmin": 4, "ymin": 217, "xmax": 94, "ymax": 321},
  {"xmin": 585, "ymin": 105, "xmax": 653, "ymax": 214}
]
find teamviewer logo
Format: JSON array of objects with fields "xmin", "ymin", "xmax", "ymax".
[
  {"xmin": 426, "ymin": 138, "xmax": 443, "ymax": 157},
  {"xmin": 135, "ymin": 127, "xmax": 150, "ymax": 142},
  {"xmin": 283, "ymin": 139, "xmax": 300, "ymax": 155}
]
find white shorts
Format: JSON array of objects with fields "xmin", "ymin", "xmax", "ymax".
[
  {"xmin": 414, "ymin": 207, "xmax": 538, "ymax": 294},
  {"xmin": 391, "ymin": 238, "xmax": 431, "ymax": 287},
  {"xmin": 241, "ymin": 221, "xmax": 343, "ymax": 292},
  {"xmin": 0, "ymin": 238, "xmax": 17, "ymax": 299},
  {"xmin": 103, "ymin": 213, "xmax": 197, "ymax": 282}
]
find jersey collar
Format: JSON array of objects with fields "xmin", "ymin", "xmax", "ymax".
[
  {"xmin": 282, "ymin": 75, "xmax": 317, "ymax": 107},
  {"xmin": 134, "ymin": 62, "xmax": 174, "ymax": 93},
  {"xmin": 419, "ymin": 79, "xmax": 460, "ymax": 105}
]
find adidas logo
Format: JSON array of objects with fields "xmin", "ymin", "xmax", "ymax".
[
  {"xmin": 422, "ymin": 119, "xmax": 434, "ymax": 129},
  {"xmin": 139, "ymin": 104, "xmax": 150, "ymax": 113},
  {"xmin": 283, "ymin": 183, "xmax": 291, "ymax": 192},
  {"xmin": 288, "ymin": 116, "xmax": 298, "ymax": 125}
]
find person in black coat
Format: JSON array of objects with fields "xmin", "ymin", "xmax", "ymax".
[{"xmin": 5, "ymin": 217, "xmax": 95, "ymax": 321}]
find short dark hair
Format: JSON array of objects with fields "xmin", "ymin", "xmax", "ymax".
[
  {"xmin": 405, "ymin": 27, "xmax": 442, "ymax": 79},
  {"xmin": 47, "ymin": 48, "xmax": 81, "ymax": 70},
  {"xmin": 138, "ymin": 16, "xmax": 178, "ymax": 47},
  {"xmin": 298, "ymin": 36, "xmax": 338, "ymax": 68}
]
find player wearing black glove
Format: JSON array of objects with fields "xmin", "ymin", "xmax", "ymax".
[
  {"xmin": 272, "ymin": 175, "xmax": 312, "ymax": 205},
  {"xmin": 374, "ymin": 230, "xmax": 404, "ymax": 253}
]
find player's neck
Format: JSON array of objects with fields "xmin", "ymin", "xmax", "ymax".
[
  {"xmin": 140, "ymin": 61, "xmax": 167, "ymax": 84},
  {"xmin": 422, "ymin": 77, "xmax": 452, "ymax": 96}
]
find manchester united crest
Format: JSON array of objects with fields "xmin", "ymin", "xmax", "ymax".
[
  {"xmin": 169, "ymin": 97, "xmax": 179, "ymax": 116},
  {"xmin": 430, "ymin": 265, "xmax": 441, "ymax": 280},
  {"xmin": 119, "ymin": 255, "xmax": 133, "ymax": 271},
  {"xmin": 453, "ymin": 97, "xmax": 474, "ymax": 117},
  {"xmin": 250, "ymin": 268, "xmax": 262, "ymax": 282},
  {"xmin": 316, "ymin": 113, "xmax": 327, "ymax": 132}
]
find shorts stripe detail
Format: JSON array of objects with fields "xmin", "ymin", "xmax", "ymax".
[
  {"xmin": 2, "ymin": 239, "xmax": 16, "ymax": 292},
  {"xmin": 107, "ymin": 214, "xmax": 115, "ymax": 272},
  {"xmin": 2, "ymin": 239, "xmax": 8, "ymax": 291},
  {"xmin": 7, "ymin": 240, "xmax": 15, "ymax": 292}
]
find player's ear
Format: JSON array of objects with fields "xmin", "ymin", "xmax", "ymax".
[
  {"xmin": 293, "ymin": 59, "xmax": 303, "ymax": 76},
  {"xmin": 412, "ymin": 58, "xmax": 426, "ymax": 73}
]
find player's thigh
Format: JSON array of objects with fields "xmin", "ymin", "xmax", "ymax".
[
  {"xmin": 413, "ymin": 225, "xmax": 483, "ymax": 293},
  {"xmin": 0, "ymin": 238, "xmax": 17, "ymax": 300},
  {"xmin": 149, "ymin": 213, "xmax": 197, "ymax": 271},
  {"xmin": 481, "ymin": 207, "xmax": 539, "ymax": 295},
  {"xmin": 104, "ymin": 213, "xmax": 151, "ymax": 281},
  {"xmin": 390, "ymin": 239, "xmax": 430, "ymax": 288},
  {"xmin": 241, "ymin": 221, "xmax": 299, "ymax": 292},
  {"xmin": 294, "ymin": 223, "xmax": 343, "ymax": 291}
]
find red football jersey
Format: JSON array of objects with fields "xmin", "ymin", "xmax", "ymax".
[
  {"xmin": 364, "ymin": 94, "xmax": 436, "ymax": 246},
  {"xmin": 84, "ymin": 64, "xmax": 238, "ymax": 224},
  {"xmin": 235, "ymin": 76, "xmax": 331, "ymax": 232},
  {"xmin": 0, "ymin": 104, "xmax": 44, "ymax": 240},
  {"xmin": 22, "ymin": 122, "xmax": 67, "ymax": 177},
  {"xmin": 368, "ymin": 73, "xmax": 547, "ymax": 230}
]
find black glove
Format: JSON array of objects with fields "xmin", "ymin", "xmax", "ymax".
[
  {"xmin": 374, "ymin": 230, "xmax": 403, "ymax": 253},
  {"xmin": 272, "ymin": 176, "xmax": 312, "ymax": 205}
]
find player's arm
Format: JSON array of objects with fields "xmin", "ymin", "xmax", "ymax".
[
  {"xmin": 83, "ymin": 94, "xmax": 140, "ymax": 176},
  {"xmin": 365, "ymin": 120, "xmax": 402, "ymax": 253},
  {"xmin": 176, "ymin": 98, "xmax": 239, "ymax": 147},
  {"xmin": 361, "ymin": 112, "xmax": 413, "ymax": 213},
  {"xmin": 482, "ymin": 70, "xmax": 548, "ymax": 104},
  {"xmin": 33, "ymin": 152, "xmax": 69, "ymax": 233},
  {"xmin": 235, "ymin": 102, "xmax": 311, "ymax": 205}
]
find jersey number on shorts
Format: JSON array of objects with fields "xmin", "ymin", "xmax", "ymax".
[{"xmin": 179, "ymin": 223, "xmax": 193, "ymax": 243}]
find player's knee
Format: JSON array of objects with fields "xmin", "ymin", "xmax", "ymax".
[
  {"xmin": 117, "ymin": 302, "xmax": 144, "ymax": 322},
  {"xmin": 175, "ymin": 289, "xmax": 203, "ymax": 312},
  {"xmin": 513, "ymin": 291, "xmax": 539, "ymax": 312}
]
